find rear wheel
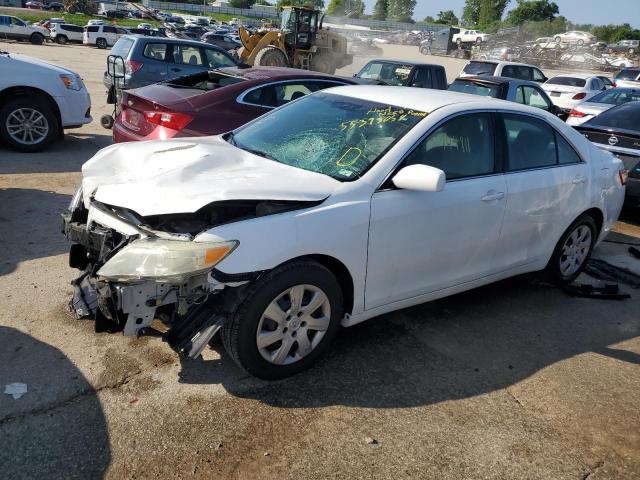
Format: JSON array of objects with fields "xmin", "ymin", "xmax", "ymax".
[
  {"xmin": 0, "ymin": 97, "xmax": 59, "ymax": 153},
  {"xmin": 222, "ymin": 260, "xmax": 344, "ymax": 380},
  {"xmin": 577, "ymin": 39, "xmax": 584, "ymax": 46},
  {"xmin": 545, "ymin": 215, "xmax": 597, "ymax": 285},
  {"xmin": 96, "ymin": 37, "xmax": 107, "ymax": 49},
  {"xmin": 29, "ymin": 33, "xmax": 44, "ymax": 45},
  {"xmin": 56, "ymin": 35, "xmax": 68, "ymax": 45},
  {"xmin": 254, "ymin": 46, "xmax": 287, "ymax": 67},
  {"xmin": 311, "ymin": 53, "xmax": 335, "ymax": 74}
]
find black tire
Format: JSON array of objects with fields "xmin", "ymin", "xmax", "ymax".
[
  {"xmin": 419, "ymin": 46, "xmax": 427, "ymax": 55},
  {"xmin": 96, "ymin": 37, "xmax": 108, "ymax": 49},
  {"xmin": 30, "ymin": 33, "xmax": 44, "ymax": 45},
  {"xmin": 311, "ymin": 53, "xmax": 335, "ymax": 74},
  {"xmin": 56, "ymin": 35, "xmax": 68, "ymax": 45},
  {"xmin": 545, "ymin": 214, "xmax": 597, "ymax": 285},
  {"xmin": 0, "ymin": 96, "xmax": 59, "ymax": 153},
  {"xmin": 254, "ymin": 46, "xmax": 287, "ymax": 67},
  {"xmin": 222, "ymin": 260, "xmax": 344, "ymax": 380}
]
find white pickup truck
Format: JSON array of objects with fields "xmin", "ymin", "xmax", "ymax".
[
  {"xmin": 452, "ymin": 29, "xmax": 489, "ymax": 45},
  {"xmin": 0, "ymin": 51, "xmax": 92, "ymax": 152}
]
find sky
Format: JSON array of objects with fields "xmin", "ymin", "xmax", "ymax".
[{"xmin": 361, "ymin": 0, "xmax": 640, "ymax": 28}]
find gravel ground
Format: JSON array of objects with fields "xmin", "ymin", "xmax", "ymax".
[{"xmin": 1, "ymin": 40, "xmax": 640, "ymax": 480}]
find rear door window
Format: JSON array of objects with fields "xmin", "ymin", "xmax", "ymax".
[
  {"xmin": 143, "ymin": 43, "xmax": 168, "ymax": 61},
  {"xmin": 87, "ymin": 26, "xmax": 99, "ymax": 33},
  {"xmin": 502, "ymin": 114, "xmax": 557, "ymax": 171},
  {"xmin": 103, "ymin": 26, "xmax": 116, "ymax": 34},
  {"xmin": 556, "ymin": 134, "xmax": 582, "ymax": 165},
  {"xmin": 462, "ymin": 61, "xmax": 497, "ymax": 76},
  {"xmin": 174, "ymin": 45, "xmax": 205, "ymax": 66}
]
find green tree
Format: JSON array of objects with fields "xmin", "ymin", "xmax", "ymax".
[
  {"xmin": 437, "ymin": 10, "xmax": 459, "ymax": 25},
  {"xmin": 506, "ymin": 0, "xmax": 558, "ymax": 25},
  {"xmin": 228, "ymin": 0, "xmax": 257, "ymax": 7},
  {"xmin": 326, "ymin": 0, "xmax": 364, "ymax": 17},
  {"xmin": 279, "ymin": 0, "xmax": 324, "ymax": 9},
  {"xmin": 387, "ymin": 0, "xmax": 417, "ymax": 22},
  {"xmin": 372, "ymin": 0, "xmax": 389, "ymax": 20},
  {"xmin": 463, "ymin": 0, "xmax": 509, "ymax": 28}
]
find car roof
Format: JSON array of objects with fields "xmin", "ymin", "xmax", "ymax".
[
  {"xmin": 323, "ymin": 85, "xmax": 500, "ymax": 112},
  {"xmin": 122, "ymin": 34, "xmax": 217, "ymax": 48},
  {"xmin": 455, "ymin": 75, "xmax": 541, "ymax": 87},
  {"xmin": 218, "ymin": 66, "xmax": 352, "ymax": 81},
  {"xmin": 365, "ymin": 59, "xmax": 443, "ymax": 68}
]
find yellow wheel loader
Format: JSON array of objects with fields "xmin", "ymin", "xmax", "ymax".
[{"xmin": 238, "ymin": 6, "xmax": 353, "ymax": 75}]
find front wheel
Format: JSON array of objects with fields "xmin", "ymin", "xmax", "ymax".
[
  {"xmin": 545, "ymin": 215, "xmax": 597, "ymax": 285},
  {"xmin": 0, "ymin": 97, "xmax": 59, "ymax": 152},
  {"xmin": 222, "ymin": 260, "xmax": 344, "ymax": 379}
]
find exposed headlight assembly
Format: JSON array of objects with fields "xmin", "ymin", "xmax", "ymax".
[
  {"xmin": 97, "ymin": 238, "xmax": 238, "ymax": 282},
  {"xmin": 60, "ymin": 74, "xmax": 83, "ymax": 91}
]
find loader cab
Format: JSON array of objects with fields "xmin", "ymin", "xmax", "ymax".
[{"xmin": 281, "ymin": 6, "xmax": 318, "ymax": 51}]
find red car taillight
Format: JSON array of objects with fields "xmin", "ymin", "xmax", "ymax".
[
  {"xmin": 143, "ymin": 111, "xmax": 193, "ymax": 130},
  {"xmin": 611, "ymin": 81, "xmax": 617, "ymax": 87},
  {"xmin": 124, "ymin": 60, "xmax": 143, "ymax": 75},
  {"xmin": 569, "ymin": 109, "xmax": 586, "ymax": 117},
  {"xmin": 572, "ymin": 92, "xmax": 587, "ymax": 100},
  {"xmin": 619, "ymin": 168, "xmax": 629, "ymax": 186}
]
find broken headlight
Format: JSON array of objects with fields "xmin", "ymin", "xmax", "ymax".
[{"xmin": 96, "ymin": 238, "xmax": 238, "ymax": 282}]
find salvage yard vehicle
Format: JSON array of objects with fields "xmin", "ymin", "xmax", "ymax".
[
  {"xmin": 83, "ymin": 24, "xmax": 129, "ymax": 49},
  {"xmin": 566, "ymin": 88, "xmax": 640, "ymax": 126},
  {"xmin": 0, "ymin": 50, "xmax": 91, "ymax": 152},
  {"xmin": 576, "ymin": 101, "xmax": 640, "ymax": 205},
  {"xmin": 63, "ymin": 86, "xmax": 626, "ymax": 379},
  {"xmin": 554, "ymin": 31, "xmax": 597, "ymax": 46},
  {"xmin": 0, "ymin": 15, "xmax": 49, "ymax": 45},
  {"xmin": 608, "ymin": 39, "xmax": 639, "ymax": 55},
  {"xmin": 452, "ymin": 29, "xmax": 489, "ymax": 45},
  {"xmin": 448, "ymin": 76, "xmax": 558, "ymax": 114},
  {"xmin": 354, "ymin": 60, "xmax": 447, "ymax": 89},
  {"xmin": 103, "ymin": 36, "xmax": 239, "ymax": 100},
  {"xmin": 541, "ymin": 74, "xmax": 607, "ymax": 115},
  {"xmin": 50, "ymin": 23, "xmax": 84, "ymax": 44},
  {"xmin": 112, "ymin": 66, "xmax": 357, "ymax": 142},
  {"xmin": 614, "ymin": 68, "xmax": 640, "ymax": 88},
  {"xmin": 460, "ymin": 61, "xmax": 547, "ymax": 83}
]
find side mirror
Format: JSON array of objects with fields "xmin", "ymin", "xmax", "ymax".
[
  {"xmin": 352, "ymin": 73, "xmax": 357, "ymax": 77},
  {"xmin": 392, "ymin": 164, "xmax": 445, "ymax": 192}
]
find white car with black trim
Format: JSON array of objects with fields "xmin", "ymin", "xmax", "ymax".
[
  {"xmin": 0, "ymin": 51, "xmax": 92, "ymax": 152},
  {"xmin": 62, "ymin": 86, "xmax": 626, "ymax": 379}
]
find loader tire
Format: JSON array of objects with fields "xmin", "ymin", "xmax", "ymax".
[
  {"xmin": 311, "ymin": 53, "xmax": 335, "ymax": 74},
  {"xmin": 254, "ymin": 46, "xmax": 287, "ymax": 67}
]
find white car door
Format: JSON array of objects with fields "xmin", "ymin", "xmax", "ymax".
[
  {"xmin": 495, "ymin": 112, "xmax": 589, "ymax": 269},
  {"xmin": 11, "ymin": 16, "xmax": 29, "ymax": 40},
  {"xmin": 366, "ymin": 112, "xmax": 507, "ymax": 309}
]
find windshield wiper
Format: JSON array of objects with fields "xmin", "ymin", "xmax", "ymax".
[
  {"xmin": 242, "ymin": 147, "xmax": 276, "ymax": 161},
  {"xmin": 225, "ymin": 131, "xmax": 237, "ymax": 146}
]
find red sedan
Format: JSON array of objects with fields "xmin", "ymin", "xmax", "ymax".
[{"xmin": 113, "ymin": 66, "xmax": 358, "ymax": 143}]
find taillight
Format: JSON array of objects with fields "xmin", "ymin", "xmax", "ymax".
[
  {"xmin": 611, "ymin": 82, "xmax": 617, "ymax": 87},
  {"xmin": 569, "ymin": 109, "xmax": 586, "ymax": 117},
  {"xmin": 143, "ymin": 111, "xmax": 193, "ymax": 130},
  {"xmin": 572, "ymin": 92, "xmax": 587, "ymax": 100},
  {"xmin": 124, "ymin": 60, "xmax": 143, "ymax": 75},
  {"xmin": 619, "ymin": 168, "xmax": 628, "ymax": 186}
]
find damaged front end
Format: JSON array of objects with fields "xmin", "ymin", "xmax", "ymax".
[{"xmin": 62, "ymin": 188, "xmax": 307, "ymax": 358}]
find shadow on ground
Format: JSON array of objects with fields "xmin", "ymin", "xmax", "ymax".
[
  {"xmin": 178, "ymin": 274, "xmax": 640, "ymax": 409},
  {"xmin": 0, "ymin": 188, "xmax": 71, "ymax": 276},
  {"xmin": 0, "ymin": 327, "xmax": 110, "ymax": 478},
  {"xmin": 0, "ymin": 132, "xmax": 112, "ymax": 174}
]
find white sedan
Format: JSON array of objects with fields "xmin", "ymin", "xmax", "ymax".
[
  {"xmin": 554, "ymin": 30, "xmax": 596, "ymax": 46},
  {"xmin": 542, "ymin": 74, "xmax": 606, "ymax": 114},
  {"xmin": 62, "ymin": 87, "xmax": 626, "ymax": 379}
]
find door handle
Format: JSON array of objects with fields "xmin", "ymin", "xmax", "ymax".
[
  {"xmin": 572, "ymin": 175, "xmax": 586, "ymax": 184},
  {"xmin": 481, "ymin": 192, "xmax": 505, "ymax": 202}
]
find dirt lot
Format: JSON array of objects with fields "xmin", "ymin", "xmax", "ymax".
[{"xmin": 1, "ymin": 40, "xmax": 640, "ymax": 480}]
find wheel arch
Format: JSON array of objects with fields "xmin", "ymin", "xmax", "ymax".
[
  {"xmin": 0, "ymin": 86, "xmax": 62, "ymax": 134},
  {"xmin": 274, "ymin": 254, "xmax": 355, "ymax": 316},
  {"xmin": 581, "ymin": 207, "xmax": 604, "ymax": 237}
]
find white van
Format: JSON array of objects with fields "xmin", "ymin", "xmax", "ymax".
[{"xmin": 83, "ymin": 24, "xmax": 129, "ymax": 49}]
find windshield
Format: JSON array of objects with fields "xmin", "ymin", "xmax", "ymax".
[
  {"xmin": 462, "ymin": 61, "xmax": 497, "ymax": 76},
  {"xmin": 589, "ymin": 89, "xmax": 640, "ymax": 105},
  {"xmin": 230, "ymin": 92, "xmax": 427, "ymax": 181},
  {"xmin": 546, "ymin": 77, "xmax": 586, "ymax": 87},
  {"xmin": 357, "ymin": 62, "xmax": 414, "ymax": 86},
  {"xmin": 448, "ymin": 80, "xmax": 500, "ymax": 98},
  {"xmin": 615, "ymin": 69, "xmax": 640, "ymax": 81}
]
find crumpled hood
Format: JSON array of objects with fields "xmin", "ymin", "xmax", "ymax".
[{"xmin": 81, "ymin": 136, "xmax": 339, "ymax": 216}]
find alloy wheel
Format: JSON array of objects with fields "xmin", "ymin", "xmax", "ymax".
[
  {"xmin": 6, "ymin": 108, "xmax": 49, "ymax": 146},
  {"xmin": 559, "ymin": 225, "xmax": 592, "ymax": 277},
  {"xmin": 256, "ymin": 284, "xmax": 331, "ymax": 365}
]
